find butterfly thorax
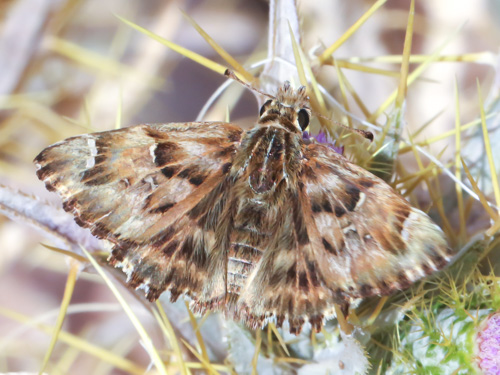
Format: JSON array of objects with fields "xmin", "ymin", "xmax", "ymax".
[{"xmin": 222, "ymin": 84, "xmax": 311, "ymax": 296}]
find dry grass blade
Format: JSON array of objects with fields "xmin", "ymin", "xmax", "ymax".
[
  {"xmin": 251, "ymin": 329, "xmax": 262, "ymax": 375},
  {"xmin": 461, "ymin": 158, "xmax": 499, "ymax": 221},
  {"xmin": 180, "ymin": 339, "xmax": 220, "ymax": 375},
  {"xmin": 333, "ymin": 62, "xmax": 351, "ymax": 128},
  {"xmin": 269, "ymin": 323, "xmax": 290, "ymax": 356},
  {"xmin": 81, "ymin": 247, "xmax": 169, "ymax": 375},
  {"xmin": 183, "ymin": 301, "xmax": 209, "ymax": 363},
  {"xmin": 486, "ymin": 218, "xmax": 500, "ymax": 237},
  {"xmin": 336, "ymin": 68, "xmax": 371, "ymax": 118},
  {"xmin": 454, "ymin": 79, "xmax": 466, "ymax": 240},
  {"xmin": 288, "ymin": 22, "xmax": 307, "ymax": 87},
  {"xmin": 287, "ymin": 22, "xmax": 326, "ymax": 113},
  {"xmin": 343, "ymin": 51, "xmax": 496, "ymax": 65},
  {"xmin": 366, "ymin": 296, "xmax": 389, "ymax": 326},
  {"xmin": 39, "ymin": 261, "xmax": 79, "ymax": 375},
  {"xmin": 329, "ymin": 60, "xmax": 400, "ymax": 77},
  {"xmin": 334, "ymin": 304, "xmax": 353, "ymax": 334},
  {"xmin": 407, "ymin": 134, "xmax": 455, "ymax": 239},
  {"xmin": 477, "ymin": 80, "xmax": 500, "ymax": 211},
  {"xmin": 45, "ymin": 36, "xmax": 162, "ymax": 87},
  {"xmin": 395, "ymin": 0, "xmax": 415, "ymax": 109},
  {"xmin": 369, "ymin": 24, "xmax": 466, "ymax": 122},
  {"xmin": 0, "ymin": 307, "xmax": 145, "ymax": 374},
  {"xmin": 40, "ymin": 243, "xmax": 88, "ymax": 263},
  {"xmin": 318, "ymin": 0, "xmax": 388, "ymax": 63},
  {"xmin": 181, "ymin": 11, "xmax": 253, "ymax": 82},
  {"xmin": 153, "ymin": 302, "xmax": 189, "ymax": 375},
  {"xmin": 116, "ymin": 14, "xmax": 227, "ymax": 76},
  {"xmin": 398, "ymin": 112, "xmax": 498, "ymax": 154}
]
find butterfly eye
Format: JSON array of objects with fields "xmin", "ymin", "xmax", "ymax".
[
  {"xmin": 298, "ymin": 109, "xmax": 310, "ymax": 130},
  {"xmin": 259, "ymin": 99, "xmax": 273, "ymax": 117}
]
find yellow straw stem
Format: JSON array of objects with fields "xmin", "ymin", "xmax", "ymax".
[
  {"xmin": 395, "ymin": 0, "xmax": 415, "ymax": 109},
  {"xmin": 318, "ymin": 0, "xmax": 388, "ymax": 63},
  {"xmin": 251, "ymin": 329, "xmax": 262, "ymax": 375},
  {"xmin": 181, "ymin": 11, "xmax": 254, "ymax": 82},
  {"xmin": 116, "ymin": 15, "xmax": 227, "ymax": 76},
  {"xmin": 477, "ymin": 80, "xmax": 500, "ymax": 211},
  {"xmin": 39, "ymin": 261, "xmax": 79, "ymax": 375},
  {"xmin": 82, "ymin": 247, "xmax": 169, "ymax": 375},
  {"xmin": 454, "ymin": 79, "xmax": 466, "ymax": 239}
]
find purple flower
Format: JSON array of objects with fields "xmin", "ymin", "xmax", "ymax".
[
  {"xmin": 302, "ymin": 131, "xmax": 344, "ymax": 154},
  {"xmin": 477, "ymin": 312, "xmax": 500, "ymax": 375}
]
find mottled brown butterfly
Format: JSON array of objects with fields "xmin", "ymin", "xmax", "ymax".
[{"xmin": 34, "ymin": 77, "xmax": 451, "ymax": 334}]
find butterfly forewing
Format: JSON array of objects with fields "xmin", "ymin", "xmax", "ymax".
[{"xmin": 35, "ymin": 122, "xmax": 242, "ymax": 301}]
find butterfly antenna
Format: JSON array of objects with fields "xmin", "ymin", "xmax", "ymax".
[
  {"xmin": 224, "ymin": 69, "xmax": 275, "ymax": 100},
  {"xmin": 315, "ymin": 111, "xmax": 374, "ymax": 142}
]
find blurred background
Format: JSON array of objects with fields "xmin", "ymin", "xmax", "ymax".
[{"xmin": 1, "ymin": 0, "xmax": 499, "ymax": 373}]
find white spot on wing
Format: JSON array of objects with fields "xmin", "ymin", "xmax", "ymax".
[
  {"xmin": 86, "ymin": 137, "xmax": 97, "ymax": 168},
  {"xmin": 149, "ymin": 144, "xmax": 156, "ymax": 163},
  {"xmin": 144, "ymin": 176, "xmax": 157, "ymax": 190},
  {"xmin": 356, "ymin": 192, "xmax": 366, "ymax": 209}
]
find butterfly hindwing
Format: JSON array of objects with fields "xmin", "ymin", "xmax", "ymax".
[
  {"xmin": 233, "ymin": 141, "xmax": 451, "ymax": 333},
  {"xmin": 35, "ymin": 122, "xmax": 242, "ymax": 301},
  {"xmin": 300, "ymin": 143, "xmax": 452, "ymax": 299}
]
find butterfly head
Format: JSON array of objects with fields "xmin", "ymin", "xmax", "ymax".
[{"xmin": 258, "ymin": 81, "xmax": 311, "ymax": 133}]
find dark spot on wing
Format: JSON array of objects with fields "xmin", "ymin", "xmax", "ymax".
[
  {"xmin": 36, "ymin": 165, "xmax": 54, "ymax": 180},
  {"xmin": 397, "ymin": 272, "xmax": 412, "ymax": 289},
  {"xmin": 62, "ymin": 197, "xmax": 77, "ymax": 212},
  {"xmin": 306, "ymin": 261, "xmax": 320, "ymax": 287},
  {"xmin": 421, "ymin": 263, "xmax": 432, "ymax": 275},
  {"xmin": 322, "ymin": 237, "xmax": 337, "ymax": 255},
  {"xmin": 163, "ymin": 240, "xmax": 179, "ymax": 257},
  {"xmin": 180, "ymin": 236, "xmax": 194, "ymax": 258},
  {"xmin": 80, "ymin": 166, "xmax": 106, "ymax": 182},
  {"xmin": 345, "ymin": 185, "xmax": 361, "ymax": 211},
  {"xmin": 302, "ymin": 164, "xmax": 318, "ymax": 181},
  {"xmin": 377, "ymin": 279, "xmax": 392, "ymax": 295},
  {"xmin": 299, "ymin": 272, "xmax": 309, "ymax": 290},
  {"xmin": 432, "ymin": 253, "xmax": 448, "ymax": 269},
  {"xmin": 189, "ymin": 175, "xmax": 206, "ymax": 186},
  {"xmin": 311, "ymin": 201, "xmax": 322, "ymax": 213},
  {"xmin": 95, "ymin": 137, "xmax": 112, "ymax": 150},
  {"xmin": 93, "ymin": 155, "xmax": 107, "ymax": 165},
  {"xmin": 394, "ymin": 206, "xmax": 411, "ymax": 233},
  {"xmin": 161, "ymin": 166, "xmax": 177, "ymax": 179},
  {"xmin": 358, "ymin": 179, "xmax": 374, "ymax": 188},
  {"xmin": 322, "ymin": 200, "xmax": 333, "ymax": 213},
  {"xmin": 178, "ymin": 167, "xmax": 193, "ymax": 178},
  {"xmin": 154, "ymin": 142, "xmax": 179, "ymax": 167},
  {"xmin": 292, "ymin": 197, "xmax": 310, "ymax": 245},
  {"xmin": 269, "ymin": 269, "xmax": 285, "ymax": 287},
  {"xmin": 151, "ymin": 202, "xmax": 175, "ymax": 214},
  {"xmin": 221, "ymin": 162, "xmax": 232, "ymax": 174},
  {"xmin": 335, "ymin": 205, "xmax": 346, "ymax": 217},
  {"xmin": 286, "ymin": 264, "xmax": 296, "ymax": 283},
  {"xmin": 152, "ymin": 226, "xmax": 176, "ymax": 246}
]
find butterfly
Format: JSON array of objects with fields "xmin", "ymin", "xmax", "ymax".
[{"xmin": 34, "ymin": 77, "xmax": 452, "ymax": 334}]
